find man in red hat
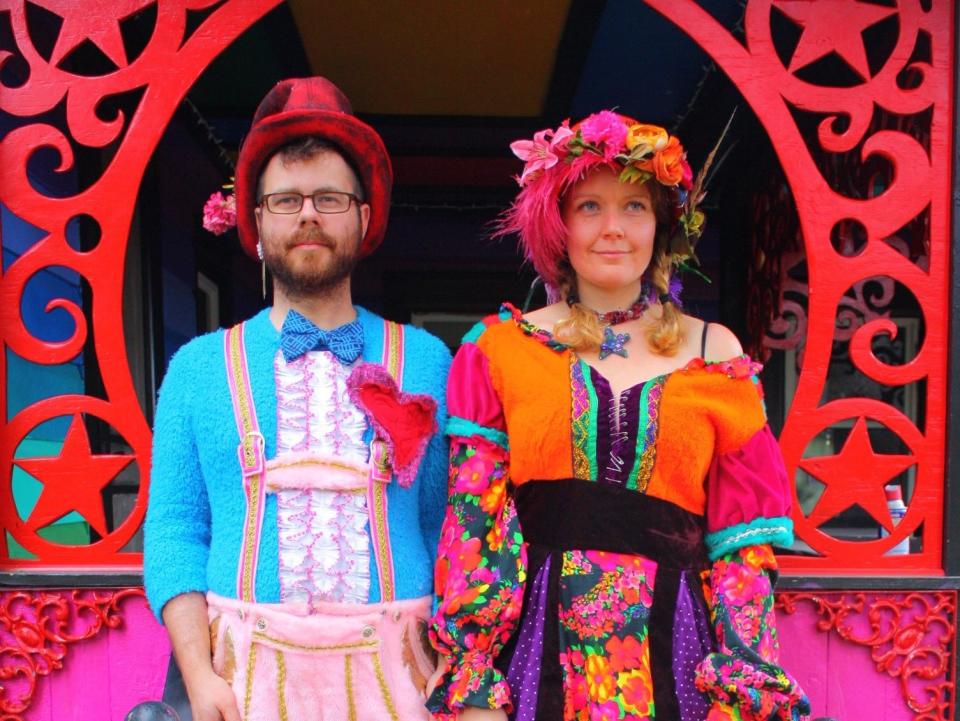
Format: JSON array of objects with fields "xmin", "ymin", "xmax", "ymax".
[{"xmin": 144, "ymin": 77, "xmax": 450, "ymax": 721}]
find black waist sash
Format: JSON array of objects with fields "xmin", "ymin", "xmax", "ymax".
[{"xmin": 500, "ymin": 479, "xmax": 711, "ymax": 721}]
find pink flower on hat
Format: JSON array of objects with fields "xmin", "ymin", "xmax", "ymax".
[
  {"xmin": 202, "ymin": 192, "xmax": 237, "ymax": 235},
  {"xmin": 579, "ymin": 110, "xmax": 628, "ymax": 161},
  {"xmin": 510, "ymin": 123, "xmax": 574, "ymax": 186}
]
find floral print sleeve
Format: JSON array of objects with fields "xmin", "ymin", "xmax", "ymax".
[
  {"xmin": 696, "ymin": 544, "xmax": 811, "ymax": 721},
  {"xmin": 427, "ymin": 435, "xmax": 527, "ymax": 718}
]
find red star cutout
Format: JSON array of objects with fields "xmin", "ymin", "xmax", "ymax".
[
  {"xmin": 775, "ymin": 0, "xmax": 897, "ymax": 80},
  {"xmin": 29, "ymin": 0, "xmax": 154, "ymax": 68},
  {"xmin": 15, "ymin": 415, "xmax": 134, "ymax": 537},
  {"xmin": 800, "ymin": 417, "xmax": 914, "ymax": 531}
]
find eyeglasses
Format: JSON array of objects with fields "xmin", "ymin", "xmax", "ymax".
[{"xmin": 259, "ymin": 191, "xmax": 361, "ymax": 215}]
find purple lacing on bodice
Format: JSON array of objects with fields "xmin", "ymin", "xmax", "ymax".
[{"xmin": 589, "ymin": 368, "xmax": 644, "ymax": 487}]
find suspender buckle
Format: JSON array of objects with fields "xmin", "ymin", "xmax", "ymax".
[
  {"xmin": 237, "ymin": 430, "xmax": 265, "ymax": 478},
  {"xmin": 369, "ymin": 437, "xmax": 392, "ymax": 484}
]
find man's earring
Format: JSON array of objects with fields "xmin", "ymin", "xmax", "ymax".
[{"xmin": 257, "ymin": 241, "xmax": 266, "ymax": 300}]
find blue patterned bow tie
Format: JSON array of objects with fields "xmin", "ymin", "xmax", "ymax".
[{"xmin": 280, "ymin": 310, "xmax": 363, "ymax": 365}]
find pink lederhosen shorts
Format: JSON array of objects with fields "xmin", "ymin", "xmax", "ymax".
[{"xmin": 208, "ymin": 592, "xmax": 436, "ymax": 721}]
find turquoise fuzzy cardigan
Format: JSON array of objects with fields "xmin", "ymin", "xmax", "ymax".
[{"xmin": 144, "ymin": 307, "xmax": 451, "ymax": 622}]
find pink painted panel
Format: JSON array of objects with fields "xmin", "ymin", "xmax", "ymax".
[
  {"xmin": 779, "ymin": 602, "xmax": 918, "ymax": 721},
  {"xmin": 778, "ymin": 604, "xmax": 830, "ymax": 716},
  {"xmin": 13, "ymin": 590, "xmax": 950, "ymax": 721},
  {"xmin": 48, "ymin": 619, "xmax": 112, "ymax": 720},
  {"xmin": 106, "ymin": 599, "xmax": 171, "ymax": 721},
  {"xmin": 26, "ymin": 597, "xmax": 170, "ymax": 721}
]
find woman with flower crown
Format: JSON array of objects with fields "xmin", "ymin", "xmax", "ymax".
[{"xmin": 424, "ymin": 111, "xmax": 811, "ymax": 721}]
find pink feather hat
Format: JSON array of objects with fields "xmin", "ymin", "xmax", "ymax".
[{"xmin": 497, "ymin": 110, "xmax": 704, "ymax": 290}]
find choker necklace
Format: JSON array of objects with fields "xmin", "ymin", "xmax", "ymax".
[
  {"xmin": 566, "ymin": 292, "xmax": 649, "ymax": 359},
  {"xmin": 565, "ymin": 293, "xmax": 650, "ymax": 323}
]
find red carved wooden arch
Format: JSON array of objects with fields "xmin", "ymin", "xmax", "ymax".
[
  {"xmin": 0, "ymin": 3, "xmax": 954, "ymax": 718},
  {"xmin": 646, "ymin": 0, "xmax": 954, "ymax": 573},
  {"xmin": 0, "ymin": 0, "xmax": 954, "ymax": 576},
  {"xmin": 0, "ymin": 0, "xmax": 283, "ymax": 570}
]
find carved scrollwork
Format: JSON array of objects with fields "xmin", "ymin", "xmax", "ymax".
[
  {"xmin": 776, "ymin": 591, "xmax": 957, "ymax": 721},
  {"xmin": 0, "ymin": 588, "xmax": 145, "ymax": 720},
  {"xmin": 645, "ymin": 0, "xmax": 952, "ymax": 571},
  {"xmin": 0, "ymin": 0, "xmax": 283, "ymax": 568}
]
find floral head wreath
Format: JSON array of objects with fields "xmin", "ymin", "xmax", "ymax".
[{"xmin": 498, "ymin": 109, "xmax": 715, "ymax": 293}]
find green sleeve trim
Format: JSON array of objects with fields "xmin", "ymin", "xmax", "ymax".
[
  {"xmin": 461, "ymin": 321, "xmax": 489, "ymax": 345},
  {"xmin": 446, "ymin": 416, "xmax": 509, "ymax": 449},
  {"xmin": 706, "ymin": 516, "xmax": 794, "ymax": 560}
]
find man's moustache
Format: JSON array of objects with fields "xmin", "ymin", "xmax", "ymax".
[{"xmin": 288, "ymin": 228, "xmax": 335, "ymax": 249}]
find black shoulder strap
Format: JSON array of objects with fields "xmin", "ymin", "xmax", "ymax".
[{"xmin": 700, "ymin": 321, "xmax": 710, "ymax": 359}]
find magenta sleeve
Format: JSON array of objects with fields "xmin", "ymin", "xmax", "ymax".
[
  {"xmin": 704, "ymin": 425, "xmax": 795, "ymax": 559},
  {"xmin": 446, "ymin": 343, "xmax": 507, "ymax": 438}
]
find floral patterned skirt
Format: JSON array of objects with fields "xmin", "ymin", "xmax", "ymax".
[{"xmin": 500, "ymin": 480, "xmax": 715, "ymax": 721}]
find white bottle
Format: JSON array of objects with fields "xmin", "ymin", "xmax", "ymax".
[{"xmin": 880, "ymin": 484, "xmax": 910, "ymax": 555}]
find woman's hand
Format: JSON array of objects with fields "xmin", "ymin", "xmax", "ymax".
[
  {"xmin": 425, "ymin": 658, "xmax": 507, "ymax": 721},
  {"xmin": 425, "ymin": 655, "xmax": 448, "ymax": 699},
  {"xmin": 457, "ymin": 709, "xmax": 508, "ymax": 721}
]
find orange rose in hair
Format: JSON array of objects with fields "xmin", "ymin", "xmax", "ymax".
[{"xmin": 651, "ymin": 136, "xmax": 686, "ymax": 186}]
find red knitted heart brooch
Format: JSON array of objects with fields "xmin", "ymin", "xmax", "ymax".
[{"xmin": 347, "ymin": 363, "xmax": 438, "ymax": 487}]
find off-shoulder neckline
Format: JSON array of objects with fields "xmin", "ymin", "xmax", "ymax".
[{"xmin": 498, "ymin": 302, "xmax": 762, "ymax": 379}]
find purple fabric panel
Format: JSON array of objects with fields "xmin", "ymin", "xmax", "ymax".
[
  {"xmin": 447, "ymin": 343, "xmax": 506, "ymax": 430},
  {"xmin": 589, "ymin": 368, "xmax": 644, "ymax": 486},
  {"xmin": 589, "ymin": 367, "xmax": 615, "ymax": 483},
  {"xmin": 506, "ymin": 554, "xmax": 551, "ymax": 721},
  {"xmin": 672, "ymin": 572, "xmax": 713, "ymax": 721},
  {"xmin": 706, "ymin": 424, "xmax": 792, "ymax": 533}
]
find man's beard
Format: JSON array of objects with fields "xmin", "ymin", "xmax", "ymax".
[{"xmin": 262, "ymin": 225, "xmax": 361, "ymax": 300}]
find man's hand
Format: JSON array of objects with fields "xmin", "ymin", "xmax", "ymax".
[
  {"xmin": 162, "ymin": 593, "xmax": 239, "ymax": 721},
  {"xmin": 183, "ymin": 668, "xmax": 240, "ymax": 721}
]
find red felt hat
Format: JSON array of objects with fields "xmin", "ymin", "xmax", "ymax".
[{"xmin": 235, "ymin": 77, "xmax": 393, "ymax": 259}]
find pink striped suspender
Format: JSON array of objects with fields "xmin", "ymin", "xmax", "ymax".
[
  {"xmin": 224, "ymin": 323, "xmax": 266, "ymax": 603},
  {"xmin": 368, "ymin": 320, "xmax": 403, "ymax": 602}
]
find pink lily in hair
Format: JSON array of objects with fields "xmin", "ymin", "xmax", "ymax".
[{"xmin": 510, "ymin": 123, "xmax": 574, "ymax": 186}]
